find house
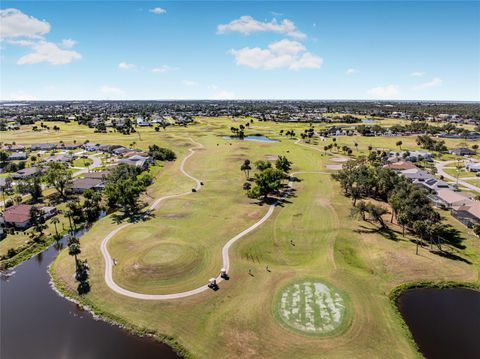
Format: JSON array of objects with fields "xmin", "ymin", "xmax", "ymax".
[
  {"xmin": 465, "ymin": 161, "xmax": 480, "ymax": 172},
  {"xmin": 136, "ymin": 117, "xmax": 151, "ymax": 126},
  {"xmin": 30, "ymin": 143, "xmax": 57, "ymax": 151},
  {"xmin": 83, "ymin": 143, "xmax": 100, "ymax": 152},
  {"xmin": 400, "ymin": 168, "xmax": 433, "ymax": 182},
  {"xmin": 452, "ymin": 200, "xmax": 480, "ymax": 228},
  {"xmin": 3, "ymin": 204, "xmax": 32, "ymax": 229},
  {"xmin": 84, "ymin": 170, "xmax": 111, "ymax": 180},
  {"xmin": 123, "ymin": 151, "xmax": 149, "ymax": 158},
  {"xmin": 71, "ymin": 178, "xmax": 104, "ymax": 193},
  {"xmin": 449, "ymin": 147, "xmax": 476, "ymax": 156},
  {"xmin": 98, "ymin": 144, "xmax": 121, "ymax": 153},
  {"xmin": 113, "ymin": 147, "xmax": 129, "ymax": 155},
  {"xmin": 383, "ymin": 161, "xmax": 417, "ymax": 171},
  {"xmin": 7, "ymin": 152, "xmax": 28, "ymax": 161},
  {"xmin": 429, "ymin": 189, "xmax": 473, "ymax": 209},
  {"xmin": 2, "ymin": 144, "xmax": 25, "ymax": 152},
  {"xmin": 404, "ymin": 150, "xmax": 433, "ymax": 162},
  {"xmin": 422, "ymin": 178, "xmax": 451, "ymax": 192},
  {"xmin": 118, "ymin": 155, "xmax": 151, "ymax": 168},
  {"xmin": 43, "ymin": 154, "xmax": 73, "ymax": 163},
  {"xmin": 40, "ymin": 206, "xmax": 57, "ymax": 220},
  {"xmin": 12, "ymin": 167, "xmax": 41, "ymax": 179},
  {"xmin": 59, "ymin": 143, "xmax": 81, "ymax": 150},
  {"xmin": 0, "ymin": 177, "xmax": 12, "ymax": 190}
]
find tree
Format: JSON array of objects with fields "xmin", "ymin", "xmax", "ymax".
[
  {"xmin": 396, "ymin": 140, "xmax": 403, "ymax": 150},
  {"xmin": 254, "ymin": 160, "xmax": 271, "ymax": 171},
  {"xmin": 104, "ymin": 164, "xmax": 147, "ymax": 216},
  {"xmin": 240, "ymin": 159, "xmax": 252, "ymax": 179},
  {"xmin": 365, "ymin": 203, "xmax": 388, "ymax": 229},
  {"xmin": 29, "ymin": 206, "xmax": 47, "ymax": 241},
  {"xmin": 148, "ymin": 145, "xmax": 176, "ymax": 161},
  {"xmin": 16, "ymin": 176, "xmax": 42, "ymax": 202},
  {"xmin": 51, "ymin": 216, "xmax": 60, "ymax": 240},
  {"xmin": 275, "ymin": 156, "xmax": 292, "ymax": 173},
  {"xmin": 44, "ymin": 162, "xmax": 72, "ymax": 198},
  {"xmin": 68, "ymin": 236, "xmax": 81, "ymax": 269},
  {"xmin": 66, "ymin": 199, "xmax": 85, "ymax": 224},
  {"xmin": 82, "ymin": 189, "xmax": 103, "ymax": 222},
  {"xmin": 248, "ymin": 168, "xmax": 285, "ymax": 200},
  {"xmin": 351, "ymin": 201, "xmax": 368, "ymax": 221}
]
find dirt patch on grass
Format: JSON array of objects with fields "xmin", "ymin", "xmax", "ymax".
[
  {"xmin": 247, "ymin": 209, "xmax": 262, "ymax": 219},
  {"xmin": 325, "ymin": 164, "xmax": 343, "ymax": 170},
  {"xmin": 330, "ymin": 157, "xmax": 349, "ymax": 163},
  {"xmin": 160, "ymin": 213, "xmax": 189, "ymax": 219},
  {"xmin": 265, "ymin": 155, "xmax": 279, "ymax": 161}
]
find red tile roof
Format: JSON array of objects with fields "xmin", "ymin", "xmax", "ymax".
[{"xmin": 4, "ymin": 204, "xmax": 32, "ymax": 224}]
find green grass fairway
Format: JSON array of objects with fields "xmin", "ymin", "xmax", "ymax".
[{"xmin": 26, "ymin": 117, "xmax": 479, "ymax": 359}]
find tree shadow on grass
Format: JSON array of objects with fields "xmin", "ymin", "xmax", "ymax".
[
  {"xmin": 441, "ymin": 225, "xmax": 466, "ymax": 250},
  {"xmin": 111, "ymin": 210, "xmax": 154, "ymax": 225},
  {"xmin": 430, "ymin": 250, "xmax": 472, "ymax": 264},
  {"xmin": 354, "ymin": 224, "xmax": 400, "ymax": 242}
]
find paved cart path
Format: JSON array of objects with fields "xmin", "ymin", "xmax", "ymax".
[{"xmin": 101, "ymin": 139, "xmax": 329, "ymax": 300}]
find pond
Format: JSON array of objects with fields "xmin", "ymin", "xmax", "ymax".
[
  {"xmin": 224, "ymin": 135, "xmax": 279, "ymax": 143},
  {"xmin": 396, "ymin": 287, "xmax": 480, "ymax": 359},
  {"xmin": 0, "ymin": 230, "xmax": 180, "ymax": 359}
]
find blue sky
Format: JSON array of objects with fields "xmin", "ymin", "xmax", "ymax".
[{"xmin": 1, "ymin": 1, "xmax": 479, "ymax": 101}]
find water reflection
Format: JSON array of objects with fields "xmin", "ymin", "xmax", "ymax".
[{"xmin": 1, "ymin": 227, "xmax": 180, "ymax": 359}]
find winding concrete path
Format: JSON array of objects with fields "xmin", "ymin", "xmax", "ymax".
[
  {"xmin": 435, "ymin": 160, "xmax": 480, "ymax": 193},
  {"xmin": 100, "ymin": 137, "xmax": 331, "ymax": 300}
]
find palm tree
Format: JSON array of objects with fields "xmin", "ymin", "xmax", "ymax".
[
  {"xmin": 51, "ymin": 217, "xmax": 60, "ymax": 241},
  {"xmin": 354, "ymin": 142, "xmax": 358, "ymax": 151},
  {"xmin": 68, "ymin": 236, "xmax": 81, "ymax": 269}
]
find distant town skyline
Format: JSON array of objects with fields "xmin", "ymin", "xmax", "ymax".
[{"xmin": 1, "ymin": 1, "xmax": 479, "ymax": 101}]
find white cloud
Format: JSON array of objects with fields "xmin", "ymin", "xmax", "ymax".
[
  {"xmin": 213, "ymin": 90, "xmax": 236, "ymax": 100},
  {"xmin": 149, "ymin": 7, "xmax": 167, "ymax": 15},
  {"xmin": 0, "ymin": 8, "xmax": 51, "ymax": 39},
  {"xmin": 410, "ymin": 71, "xmax": 425, "ymax": 77},
  {"xmin": 100, "ymin": 85, "xmax": 125, "ymax": 95},
  {"xmin": 1, "ymin": 90, "xmax": 38, "ymax": 101},
  {"xmin": 217, "ymin": 16, "xmax": 306, "ymax": 39},
  {"xmin": 118, "ymin": 62, "xmax": 135, "ymax": 70},
  {"xmin": 6, "ymin": 39, "xmax": 34, "ymax": 46},
  {"xmin": 2, "ymin": 9, "xmax": 81, "ymax": 66},
  {"xmin": 414, "ymin": 77, "xmax": 442, "ymax": 90},
  {"xmin": 367, "ymin": 84, "xmax": 400, "ymax": 99},
  {"xmin": 152, "ymin": 65, "xmax": 175, "ymax": 73},
  {"xmin": 17, "ymin": 41, "xmax": 81, "ymax": 65},
  {"xmin": 61, "ymin": 39, "xmax": 77, "ymax": 48},
  {"xmin": 182, "ymin": 80, "xmax": 199, "ymax": 87},
  {"xmin": 229, "ymin": 39, "xmax": 322, "ymax": 70},
  {"xmin": 345, "ymin": 68, "xmax": 358, "ymax": 75},
  {"xmin": 267, "ymin": 39, "xmax": 305, "ymax": 54}
]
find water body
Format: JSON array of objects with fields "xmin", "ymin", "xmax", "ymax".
[
  {"xmin": 224, "ymin": 135, "xmax": 279, "ymax": 142},
  {"xmin": 396, "ymin": 287, "xmax": 480, "ymax": 359},
  {"xmin": 0, "ymin": 231, "xmax": 180, "ymax": 359},
  {"xmin": 362, "ymin": 119, "xmax": 375, "ymax": 123}
]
